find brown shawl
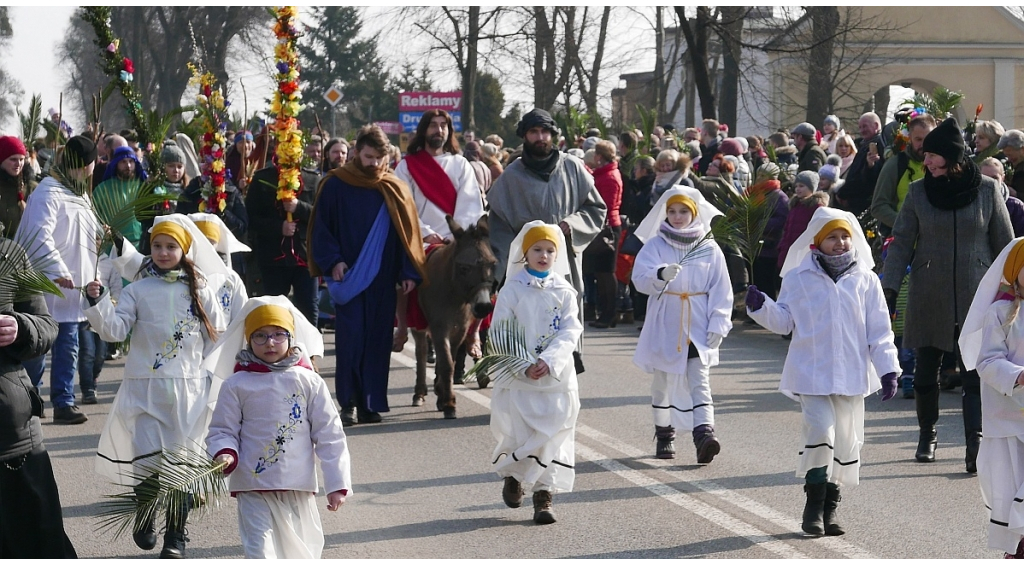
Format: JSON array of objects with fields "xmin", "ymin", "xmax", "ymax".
[{"xmin": 306, "ymin": 160, "xmax": 428, "ymax": 281}]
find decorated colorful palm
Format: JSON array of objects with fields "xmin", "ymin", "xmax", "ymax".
[
  {"xmin": 272, "ymin": 6, "xmax": 305, "ymax": 222},
  {"xmin": 189, "ymin": 64, "xmax": 231, "ymax": 215},
  {"xmin": 463, "ymin": 318, "xmax": 559, "ymax": 387},
  {"xmin": 95, "ymin": 446, "xmax": 229, "ymax": 539}
]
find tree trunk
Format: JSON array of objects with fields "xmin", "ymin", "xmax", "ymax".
[
  {"xmin": 805, "ymin": 6, "xmax": 840, "ymax": 124},
  {"xmin": 717, "ymin": 6, "xmax": 745, "ymax": 134},
  {"xmin": 464, "ymin": 6, "xmax": 479, "ymax": 132},
  {"xmin": 654, "ymin": 7, "xmax": 664, "ymax": 123},
  {"xmin": 684, "ymin": 56, "xmax": 695, "ymax": 128},
  {"xmin": 675, "ymin": 6, "xmax": 715, "ymax": 120}
]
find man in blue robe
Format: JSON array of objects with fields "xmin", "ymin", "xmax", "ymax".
[{"xmin": 309, "ymin": 125, "xmax": 426, "ymax": 424}]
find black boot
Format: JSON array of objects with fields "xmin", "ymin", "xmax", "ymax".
[
  {"xmin": 132, "ymin": 487, "xmax": 158, "ymax": 550},
  {"xmin": 589, "ymin": 273, "xmax": 618, "ymax": 328},
  {"xmin": 963, "ymin": 388, "xmax": 983, "ymax": 474},
  {"xmin": 693, "ymin": 424, "xmax": 721, "ymax": 464},
  {"xmin": 655, "ymin": 425, "xmax": 676, "ymax": 459},
  {"xmin": 823, "ymin": 483, "xmax": 845, "ymax": 536},
  {"xmin": 159, "ymin": 496, "xmax": 190, "ymax": 559},
  {"xmin": 801, "ymin": 483, "xmax": 827, "ymax": 536},
  {"xmin": 502, "ymin": 477, "xmax": 523, "ymax": 508},
  {"xmin": 532, "ymin": 490, "xmax": 556, "ymax": 524},
  {"xmin": 914, "ymin": 385, "xmax": 940, "ymax": 463}
]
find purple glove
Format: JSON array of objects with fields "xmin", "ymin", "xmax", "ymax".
[
  {"xmin": 880, "ymin": 372, "xmax": 898, "ymax": 401},
  {"xmin": 745, "ymin": 285, "xmax": 765, "ymax": 312}
]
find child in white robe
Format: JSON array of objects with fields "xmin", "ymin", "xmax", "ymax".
[
  {"xmin": 188, "ymin": 212, "xmax": 250, "ymax": 322},
  {"xmin": 631, "ymin": 187, "xmax": 733, "ymax": 464},
  {"xmin": 746, "ymin": 206, "xmax": 900, "ymax": 537},
  {"xmin": 489, "ymin": 221, "xmax": 583, "ymax": 525},
  {"xmin": 960, "ymin": 237, "xmax": 1024, "ymax": 558},
  {"xmin": 84, "ymin": 215, "xmax": 228, "ymax": 558},
  {"xmin": 205, "ymin": 296, "xmax": 351, "ymax": 559}
]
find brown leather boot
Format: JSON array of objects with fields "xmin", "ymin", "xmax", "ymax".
[
  {"xmin": 532, "ymin": 490, "xmax": 556, "ymax": 524},
  {"xmin": 502, "ymin": 477, "xmax": 523, "ymax": 508}
]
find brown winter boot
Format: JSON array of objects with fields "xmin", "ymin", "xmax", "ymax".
[
  {"xmin": 655, "ymin": 425, "xmax": 676, "ymax": 459},
  {"xmin": 502, "ymin": 477, "xmax": 523, "ymax": 508},
  {"xmin": 532, "ymin": 490, "xmax": 556, "ymax": 524},
  {"xmin": 692, "ymin": 424, "xmax": 721, "ymax": 464}
]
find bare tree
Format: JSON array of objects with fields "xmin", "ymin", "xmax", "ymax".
[{"xmin": 674, "ymin": 6, "xmax": 717, "ymax": 120}]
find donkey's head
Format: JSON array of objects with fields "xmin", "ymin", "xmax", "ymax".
[{"xmin": 446, "ymin": 214, "xmax": 497, "ymax": 319}]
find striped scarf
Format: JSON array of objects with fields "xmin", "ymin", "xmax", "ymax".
[
  {"xmin": 812, "ymin": 248, "xmax": 857, "ymax": 282},
  {"xmin": 658, "ymin": 221, "xmax": 704, "ymax": 254}
]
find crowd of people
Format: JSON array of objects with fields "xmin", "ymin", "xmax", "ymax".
[{"xmin": 5, "ymin": 100, "xmax": 1024, "ymax": 558}]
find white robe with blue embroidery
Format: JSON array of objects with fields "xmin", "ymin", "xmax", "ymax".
[
  {"xmin": 83, "ymin": 272, "xmax": 224, "ymax": 484},
  {"xmin": 489, "ymin": 269, "xmax": 583, "ymax": 492}
]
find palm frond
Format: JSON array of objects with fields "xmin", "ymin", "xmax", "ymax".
[
  {"xmin": 701, "ymin": 182, "xmax": 774, "ymax": 273},
  {"xmin": 0, "ymin": 234, "xmax": 65, "ymax": 303},
  {"xmin": 463, "ymin": 318, "xmax": 539, "ymax": 385},
  {"xmin": 17, "ymin": 94, "xmax": 42, "ymax": 147},
  {"xmin": 95, "ymin": 446, "xmax": 228, "ymax": 540},
  {"xmin": 91, "ymin": 179, "xmax": 170, "ymax": 242}
]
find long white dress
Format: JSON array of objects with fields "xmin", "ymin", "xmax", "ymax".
[
  {"xmin": 489, "ymin": 269, "xmax": 583, "ymax": 493},
  {"xmin": 83, "ymin": 270, "xmax": 224, "ymax": 484}
]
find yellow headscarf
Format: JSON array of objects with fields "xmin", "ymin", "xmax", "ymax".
[
  {"xmin": 1003, "ymin": 238, "xmax": 1024, "ymax": 285},
  {"xmin": 193, "ymin": 220, "xmax": 220, "ymax": 244},
  {"xmin": 666, "ymin": 194, "xmax": 698, "ymax": 218},
  {"xmin": 244, "ymin": 304, "xmax": 295, "ymax": 342},
  {"xmin": 521, "ymin": 225, "xmax": 561, "ymax": 255},
  {"xmin": 813, "ymin": 219, "xmax": 852, "ymax": 248},
  {"xmin": 151, "ymin": 222, "xmax": 192, "ymax": 254}
]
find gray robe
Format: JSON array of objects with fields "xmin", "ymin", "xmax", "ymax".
[
  {"xmin": 881, "ymin": 175, "xmax": 1013, "ymax": 351},
  {"xmin": 488, "ymin": 152, "xmax": 607, "ymax": 322}
]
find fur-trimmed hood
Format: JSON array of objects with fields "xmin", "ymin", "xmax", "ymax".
[
  {"xmin": 774, "ymin": 145, "xmax": 797, "ymax": 156},
  {"xmin": 789, "ymin": 190, "xmax": 829, "ymax": 209}
]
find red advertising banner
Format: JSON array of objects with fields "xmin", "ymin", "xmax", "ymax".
[
  {"xmin": 375, "ymin": 121, "xmax": 402, "ymax": 135},
  {"xmin": 398, "ymin": 91, "xmax": 462, "ymax": 112}
]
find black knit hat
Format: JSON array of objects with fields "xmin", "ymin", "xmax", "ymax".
[
  {"xmin": 62, "ymin": 135, "xmax": 97, "ymax": 167},
  {"xmin": 922, "ymin": 117, "xmax": 965, "ymax": 165},
  {"xmin": 516, "ymin": 108, "xmax": 560, "ymax": 139}
]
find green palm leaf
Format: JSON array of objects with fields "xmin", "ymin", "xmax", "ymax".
[
  {"xmin": 17, "ymin": 94, "xmax": 43, "ymax": 148},
  {"xmin": 463, "ymin": 318, "xmax": 543, "ymax": 385},
  {"xmin": 0, "ymin": 234, "xmax": 64, "ymax": 302},
  {"xmin": 700, "ymin": 182, "xmax": 774, "ymax": 273},
  {"xmin": 95, "ymin": 446, "xmax": 228, "ymax": 540},
  {"xmin": 91, "ymin": 178, "xmax": 170, "ymax": 243}
]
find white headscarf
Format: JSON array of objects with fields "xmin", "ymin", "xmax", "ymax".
[
  {"xmin": 505, "ymin": 220, "xmax": 571, "ymax": 282},
  {"xmin": 779, "ymin": 206, "xmax": 873, "ymax": 278},
  {"xmin": 187, "ymin": 212, "xmax": 251, "ymax": 256},
  {"xmin": 632, "ymin": 185, "xmax": 722, "ymax": 244},
  {"xmin": 202, "ymin": 295, "xmax": 324, "ymax": 379},
  {"xmin": 174, "ymin": 133, "xmax": 202, "ymax": 180},
  {"xmin": 152, "ymin": 214, "xmax": 232, "ymax": 279},
  {"xmin": 960, "ymin": 237, "xmax": 1024, "ymax": 371}
]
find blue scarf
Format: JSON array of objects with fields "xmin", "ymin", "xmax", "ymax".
[
  {"xmin": 526, "ymin": 267, "xmax": 550, "ymax": 278},
  {"xmin": 326, "ymin": 203, "xmax": 390, "ymax": 306}
]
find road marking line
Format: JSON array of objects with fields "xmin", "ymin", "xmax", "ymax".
[{"xmin": 391, "ymin": 351, "xmax": 873, "ymax": 559}]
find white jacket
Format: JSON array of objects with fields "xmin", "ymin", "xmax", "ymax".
[
  {"xmin": 208, "ymin": 269, "xmax": 248, "ymax": 324},
  {"xmin": 490, "ymin": 269, "xmax": 582, "ymax": 393},
  {"xmin": 975, "ymin": 300, "xmax": 1024, "ymax": 438},
  {"xmin": 207, "ymin": 364, "xmax": 352, "ymax": 495},
  {"xmin": 632, "ymin": 236, "xmax": 733, "ymax": 371},
  {"xmin": 17, "ymin": 176, "xmax": 100, "ymax": 322},
  {"xmin": 82, "ymin": 273, "xmax": 224, "ymax": 379},
  {"xmin": 394, "ymin": 152, "xmax": 484, "ymax": 240},
  {"xmin": 749, "ymin": 252, "xmax": 899, "ymax": 399}
]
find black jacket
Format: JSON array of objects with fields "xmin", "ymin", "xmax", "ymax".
[
  {"xmin": 245, "ymin": 165, "xmax": 319, "ymax": 268},
  {"xmin": 177, "ymin": 177, "xmax": 249, "ymax": 240},
  {"xmin": 836, "ymin": 134, "xmax": 886, "ymax": 216},
  {"xmin": 797, "ymin": 143, "xmax": 827, "ymax": 173},
  {"xmin": 0, "ymin": 241, "xmax": 58, "ymax": 461}
]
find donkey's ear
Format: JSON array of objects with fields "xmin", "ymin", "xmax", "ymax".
[
  {"xmin": 475, "ymin": 214, "xmax": 489, "ymax": 237},
  {"xmin": 446, "ymin": 215, "xmax": 465, "ymax": 238}
]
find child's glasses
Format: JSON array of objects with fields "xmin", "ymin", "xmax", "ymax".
[{"xmin": 251, "ymin": 331, "xmax": 291, "ymax": 345}]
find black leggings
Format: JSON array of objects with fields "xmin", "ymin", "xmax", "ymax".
[{"xmin": 913, "ymin": 346, "xmax": 981, "ymax": 433}]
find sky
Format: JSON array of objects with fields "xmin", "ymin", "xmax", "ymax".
[{"xmin": 3, "ymin": 6, "xmax": 76, "ymax": 134}]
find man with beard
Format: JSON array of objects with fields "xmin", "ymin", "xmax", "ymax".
[
  {"xmin": 308, "ymin": 125, "xmax": 426, "ymax": 424},
  {"xmin": 871, "ymin": 113, "xmax": 937, "ymax": 234},
  {"xmin": 0, "ymin": 137, "xmax": 36, "ymax": 238},
  {"xmin": 95, "ymin": 145, "xmax": 147, "ymax": 249},
  {"xmin": 487, "ymin": 108, "xmax": 606, "ymax": 368},
  {"xmin": 321, "ymin": 138, "xmax": 349, "ymax": 174},
  {"xmin": 393, "ymin": 109, "xmax": 484, "ymax": 355}
]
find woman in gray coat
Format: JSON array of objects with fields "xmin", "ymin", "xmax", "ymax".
[{"xmin": 881, "ymin": 118, "xmax": 1014, "ymax": 472}]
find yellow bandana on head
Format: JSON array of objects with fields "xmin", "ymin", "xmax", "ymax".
[
  {"xmin": 813, "ymin": 219, "xmax": 853, "ymax": 248},
  {"xmin": 193, "ymin": 221, "xmax": 220, "ymax": 244},
  {"xmin": 521, "ymin": 225, "xmax": 561, "ymax": 255},
  {"xmin": 151, "ymin": 222, "xmax": 192, "ymax": 254},
  {"xmin": 1003, "ymin": 239, "xmax": 1024, "ymax": 285},
  {"xmin": 244, "ymin": 305, "xmax": 296, "ymax": 343},
  {"xmin": 666, "ymin": 194, "xmax": 698, "ymax": 218}
]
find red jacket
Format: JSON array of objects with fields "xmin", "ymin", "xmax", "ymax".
[{"xmin": 592, "ymin": 161, "xmax": 622, "ymax": 227}]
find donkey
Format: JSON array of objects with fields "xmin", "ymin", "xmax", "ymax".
[{"xmin": 411, "ymin": 214, "xmax": 496, "ymax": 419}]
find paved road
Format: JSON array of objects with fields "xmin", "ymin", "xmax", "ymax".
[{"xmin": 47, "ymin": 321, "xmax": 996, "ymax": 558}]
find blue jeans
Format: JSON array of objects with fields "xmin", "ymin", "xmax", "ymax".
[
  {"xmin": 78, "ymin": 321, "xmax": 106, "ymax": 394},
  {"xmin": 23, "ymin": 322, "xmax": 80, "ymax": 408}
]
